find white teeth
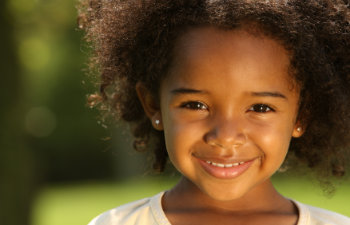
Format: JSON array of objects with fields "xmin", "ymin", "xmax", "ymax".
[
  {"xmin": 211, "ymin": 162, "xmax": 225, "ymax": 167},
  {"xmin": 217, "ymin": 163, "xmax": 225, "ymax": 168},
  {"xmin": 205, "ymin": 161, "xmax": 245, "ymax": 168}
]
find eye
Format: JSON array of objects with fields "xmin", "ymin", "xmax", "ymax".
[
  {"xmin": 249, "ymin": 104, "xmax": 275, "ymax": 113},
  {"xmin": 180, "ymin": 101, "xmax": 208, "ymax": 110}
]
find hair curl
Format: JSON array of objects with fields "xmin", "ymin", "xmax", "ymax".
[{"xmin": 78, "ymin": 0, "xmax": 350, "ymax": 177}]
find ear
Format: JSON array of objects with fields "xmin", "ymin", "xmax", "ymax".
[
  {"xmin": 135, "ymin": 82, "xmax": 163, "ymax": 131},
  {"xmin": 292, "ymin": 121, "xmax": 304, "ymax": 138}
]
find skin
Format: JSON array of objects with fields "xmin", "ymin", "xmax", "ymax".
[{"xmin": 137, "ymin": 26, "xmax": 303, "ymax": 225}]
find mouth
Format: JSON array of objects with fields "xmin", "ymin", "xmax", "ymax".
[
  {"xmin": 197, "ymin": 157, "xmax": 256, "ymax": 179},
  {"xmin": 205, "ymin": 160, "xmax": 245, "ymax": 168}
]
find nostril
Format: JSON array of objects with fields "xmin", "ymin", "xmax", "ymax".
[
  {"xmin": 204, "ymin": 129, "xmax": 246, "ymax": 150},
  {"xmin": 208, "ymin": 139, "xmax": 244, "ymax": 150}
]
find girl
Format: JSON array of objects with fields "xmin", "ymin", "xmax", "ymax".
[{"xmin": 78, "ymin": 0, "xmax": 350, "ymax": 224}]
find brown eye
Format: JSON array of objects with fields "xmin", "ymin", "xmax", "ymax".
[
  {"xmin": 249, "ymin": 104, "xmax": 274, "ymax": 113},
  {"xmin": 180, "ymin": 101, "xmax": 208, "ymax": 110}
]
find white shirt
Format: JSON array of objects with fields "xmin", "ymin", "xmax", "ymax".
[{"xmin": 88, "ymin": 192, "xmax": 350, "ymax": 225}]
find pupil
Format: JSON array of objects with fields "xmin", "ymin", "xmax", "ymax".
[{"xmin": 256, "ymin": 104, "xmax": 266, "ymax": 112}]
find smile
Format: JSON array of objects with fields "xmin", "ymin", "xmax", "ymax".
[
  {"xmin": 197, "ymin": 158, "xmax": 256, "ymax": 179},
  {"xmin": 205, "ymin": 161, "xmax": 245, "ymax": 168}
]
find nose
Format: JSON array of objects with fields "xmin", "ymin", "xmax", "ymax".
[{"xmin": 204, "ymin": 117, "xmax": 246, "ymax": 150}]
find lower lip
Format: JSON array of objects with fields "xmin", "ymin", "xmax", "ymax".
[{"xmin": 197, "ymin": 158, "xmax": 255, "ymax": 179}]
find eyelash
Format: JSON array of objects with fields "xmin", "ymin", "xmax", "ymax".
[
  {"xmin": 179, "ymin": 102, "xmax": 275, "ymax": 113},
  {"xmin": 179, "ymin": 101, "xmax": 208, "ymax": 110},
  {"xmin": 249, "ymin": 104, "xmax": 275, "ymax": 113}
]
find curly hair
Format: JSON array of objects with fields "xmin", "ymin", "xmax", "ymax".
[{"xmin": 78, "ymin": 0, "xmax": 350, "ymax": 178}]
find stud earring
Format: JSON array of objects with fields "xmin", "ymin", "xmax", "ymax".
[
  {"xmin": 155, "ymin": 119, "xmax": 160, "ymax": 126},
  {"xmin": 297, "ymin": 127, "xmax": 302, "ymax": 132}
]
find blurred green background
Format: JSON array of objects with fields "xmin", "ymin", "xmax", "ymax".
[{"xmin": 0, "ymin": 0, "xmax": 349, "ymax": 225}]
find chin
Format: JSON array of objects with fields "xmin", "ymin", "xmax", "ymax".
[{"xmin": 199, "ymin": 184, "xmax": 250, "ymax": 202}]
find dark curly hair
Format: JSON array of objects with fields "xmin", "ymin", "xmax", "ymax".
[{"xmin": 78, "ymin": 0, "xmax": 350, "ymax": 178}]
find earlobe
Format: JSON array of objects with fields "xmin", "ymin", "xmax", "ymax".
[
  {"xmin": 135, "ymin": 82, "xmax": 163, "ymax": 131},
  {"xmin": 292, "ymin": 123, "xmax": 304, "ymax": 138},
  {"xmin": 151, "ymin": 112, "xmax": 163, "ymax": 131}
]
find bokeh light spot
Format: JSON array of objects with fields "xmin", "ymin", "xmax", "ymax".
[
  {"xmin": 7, "ymin": 0, "xmax": 38, "ymax": 15},
  {"xmin": 19, "ymin": 37, "xmax": 51, "ymax": 72},
  {"xmin": 25, "ymin": 107, "xmax": 57, "ymax": 138}
]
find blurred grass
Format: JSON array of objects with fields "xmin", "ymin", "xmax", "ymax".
[
  {"xmin": 31, "ymin": 176, "xmax": 178, "ymax": 225},
  {"xmin": 31, "ymin": 175, "xmax": 350, "ymax": 225}
]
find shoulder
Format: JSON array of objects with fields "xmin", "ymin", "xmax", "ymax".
[
  {"xmin": 292, "ymin": 200, "xmax": 350, "ymax": 225},
  {"xmin": 87, "ymin": 192, "xmax": 170, "ymax": 225}
]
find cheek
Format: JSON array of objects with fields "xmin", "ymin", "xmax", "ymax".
[
  {"xmin": 249, "ymin": 120, "xmax": 294, "ymax": 158},
  {"xmin": 261, "ymin": 128, "xmax": 292, "ymax": 150},
  {"xmin": 163, "ymin": 127, "xmax": 194, "ymax": 175},
  {"xmin": 162, "ymin": 113, "xmax": 205, "ymax": 166},
  {"xmin": 162, "ymin": 114, "xmax": 189, "ymax": 157}
]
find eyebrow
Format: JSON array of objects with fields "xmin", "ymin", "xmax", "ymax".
[
  {"xmin": 170, "ymin": 88, "xmax": 207, "ymax": 95},
  {"xmin": 170, "ymin": 88, "xmax": 287, "ymax": 99},
  {"xmin": 251, "ymin": 92, "xmax": 287, "ymax": 99}
]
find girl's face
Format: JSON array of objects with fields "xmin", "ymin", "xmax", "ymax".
[{"xmin": 142, "ymin": 27, "xmax": 302, "ymax": 201}]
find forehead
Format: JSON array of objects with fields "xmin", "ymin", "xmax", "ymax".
[{"xmin": 166, "ymin": 26, "xmax": 296, "ymax": 91}]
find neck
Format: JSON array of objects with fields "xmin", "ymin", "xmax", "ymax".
[{"xmin": 163, "ymin": 176, "xmax": 294, "ymax": 214}]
